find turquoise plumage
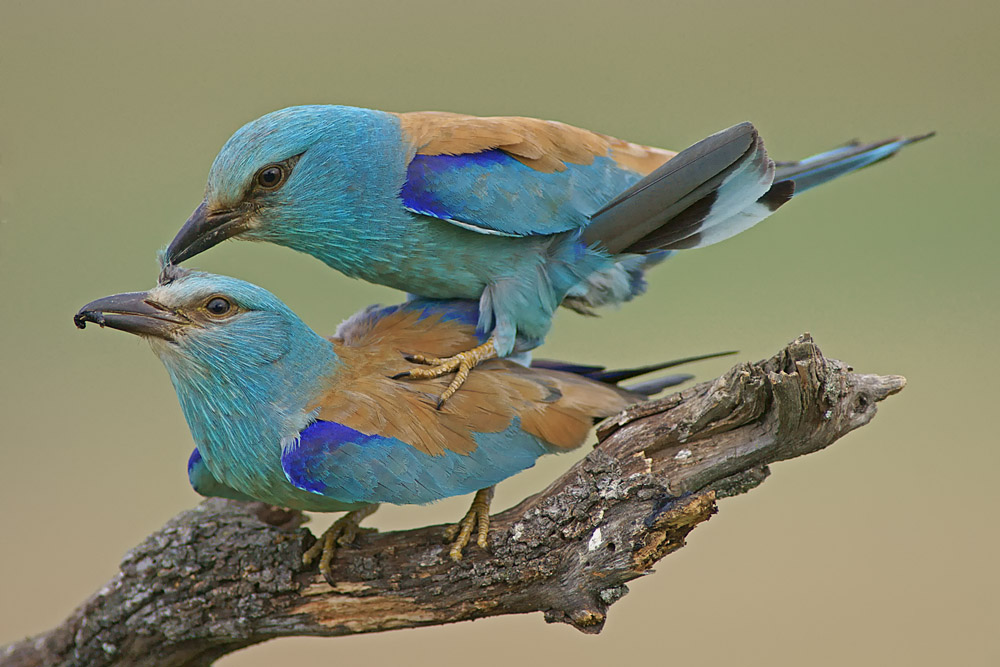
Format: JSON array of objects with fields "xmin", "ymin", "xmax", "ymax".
[
  {"xmin": 75, "ymin": 267, "xmax": 700, "ymax": 570},
  {"xmin": 163, "ymin": 106, "xmax": 930, "ymax": 403}
]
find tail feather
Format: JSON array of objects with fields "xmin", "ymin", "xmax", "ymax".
[
  {"xmin": 528, "ymin": 359, "xmax": 605, "ymax": 376},
  {"xmin": 583, "ymin": 122, "xmax": 762, "ymax": 254},
  {"xmin": 582, "ymin": 124, "xmax": 932, "ymax": 256},
  {"xmin": 626, "ymin": 136, "xmax": 786, "ymax": 252},
  {"xmin": 773, "ymin": 132, "xmax": 934, "ymax": 193},
  {"xmin": 653, "ymin": 179, "xmax": 795, "ymax": 251},
  {"xmin": 532, "ymin": 350, "xmax": 736, "ymax": 396},
  {"xmin": 623, "ymin": 373, "xmax": 694, "ymax": 396}
]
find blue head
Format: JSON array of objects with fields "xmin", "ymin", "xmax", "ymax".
[
  {"xmin": 165, "ymin": 105, "xmax": 406, "ymax": 274},
  {"xmin": 75, "ymin": 266, "xmax": 340, "ymax": 449}
]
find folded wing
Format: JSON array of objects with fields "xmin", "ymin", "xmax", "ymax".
[
  {"xmin": 279, "ymin": 299, "xmax": 647, "ymax": 504},
  {"xmin": 395, "ymin": 111, "xmax": 676, "ymax": 237}
]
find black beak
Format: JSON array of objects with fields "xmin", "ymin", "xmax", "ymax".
[
  {"xmin": 165, "ymin": 201, "xmax": 247, "ymax": 264},
  {"xmin": 74, "ymin": 291, "xmax": 190, "ymax": 340}
]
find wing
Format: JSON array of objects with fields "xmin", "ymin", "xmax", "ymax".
[
  {"xmin": 283, "ymin": 364, "xmax": 636, "ymax": 505},
  {"xmin": 394, "ymin": 112, "xmax": 676, "ymax": 237},
  {"xmin": 280, "ymin": 418, "xmax": 552, "ymax": 505},
  {"xmin": 282, "ymin": 298, "xmax": 674, "ymax": 504},
  {"xmin": 320, "ymin": 298, "xmax": 643, "ymax": 454}
]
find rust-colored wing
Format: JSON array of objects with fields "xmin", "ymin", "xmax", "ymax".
[
  {"xmin": 394, "ymin": 112, "xmax": 678, "ymax": 238},
  {"xmin": 395, "ymin": 111, "xmax": 675, "ymax": 174},
  {"xmin": 309, "ymin": 301, "xmax": 635, "ymax": 457}
]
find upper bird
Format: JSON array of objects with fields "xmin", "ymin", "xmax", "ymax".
[
  {"xmin": 74, "ymin": 267, "xmax": 708, "ymax": 575},
  {"xmin": 164, "ymin": 105, "xmax": 931, "ymax": 403}
]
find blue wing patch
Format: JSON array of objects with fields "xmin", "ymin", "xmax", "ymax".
[
  {"xmin": 281, "ymin": 419, "xmax": 554, "ymax": 505},
  {"xmin": 396, "ymin": 298, "xmax": 482, "ymax": 329},
  {"xmin": 400, "ymin": 150, "xmax": 643, "ymax": 237},
  {"xmin": 281, "ymin": 421, "xmax": 375, "ymax": 495},
  {"xmin": 401, "ymin": 151, "xmax": 514, "ymax": 230},
  {"xmin": 398, "ymin": 298, "xmax": 543, "ymax": 350}
]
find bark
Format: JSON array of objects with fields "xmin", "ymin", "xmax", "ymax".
[{"xmin": 0, "ymin": 334, "xmax": 905, "ymax": 667}]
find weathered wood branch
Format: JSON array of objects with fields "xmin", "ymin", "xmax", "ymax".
[{"xmin": 1, "ymin": 334, "xmax": 905, "ymax": 667}]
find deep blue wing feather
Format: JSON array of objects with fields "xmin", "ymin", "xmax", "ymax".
[
  {"xmin": 400, "ymin": 150, "xmax": 644, "ymax": 237},
  {"xmin": 281, "ymin": 419, "xmax": 552, "ymax": 505}
]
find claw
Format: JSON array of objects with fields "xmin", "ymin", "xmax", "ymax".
[
  {"xmin": 394, "ymin": 338, "xmax": 498, "ymax": 408},
  {"xmin": 403, "ymin": 354, "xmax": 440, "ymax": 364},
  {"xmin": 302, "ymin": 504, "xmax": 379, "ymax": 583},
  {"xmin": 446, "ymin": 487, "xmax": 495, "ymax": 561}
]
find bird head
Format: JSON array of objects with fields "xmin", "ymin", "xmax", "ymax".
[
  {"xmin": 164, "ymin": 105, "xmax": 393, "ymax": 266},
  {"xmin": 74, "ymin": 265, "xmax": 333, "ymax": 380},
  {"xmin": 76, "ymin": 267, "xmax": 342, "ymax": 467}
]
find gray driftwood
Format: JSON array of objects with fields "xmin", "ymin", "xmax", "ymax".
[{"xmin": 1, "ymin": 334, "xmax": 905, "ymax": 667}]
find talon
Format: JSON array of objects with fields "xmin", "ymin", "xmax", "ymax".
[
  {"xmin": 398, "ymin": 338, "xmax": 498, "ymax": 408},
  {"xmin": 448, "ymin": 487, "xmax": 495, "ymax": 561},
  {"xmin": 318, "ymin": 528, "xmax": 338, "ymax": 583},
  {"xmin": 302, "ymin": 504, "xmax": 379, "ymax": 582},
  {"xmin": 404, "ymin": 353, "xmax": 444, "ymax": 365},
  {"xmin": 301, "ymin": 532, "xmax": 326, "ymax": 566}
]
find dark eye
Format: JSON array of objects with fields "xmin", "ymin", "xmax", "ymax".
[
  {"xmin": 256, "ymin": 165, "xmax": 285, "ymax": 190},
  {"xmin": 205, "ymin": 297, "xmax": 233, "ymax": 317}
]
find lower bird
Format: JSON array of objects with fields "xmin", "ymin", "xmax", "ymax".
[
  {"xmin": 75, "ymin": 267, "xmax": 723, "ymax": 578},
  {"xmin": 164, "ymin": 105, "xmax": 932, "ymax": 404}
]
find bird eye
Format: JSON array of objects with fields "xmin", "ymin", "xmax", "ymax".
[
  {"xmin": 205, "ymin": 296, "xmax": 233, "ymax": 317},
  {"xmin": 256, "ymin": 165, "xmax": 286, "ymax": 190}
]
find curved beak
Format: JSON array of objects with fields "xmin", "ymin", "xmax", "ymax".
[
  {"xmin": 165, "ymin": 201, "xmax": 247, "ymax": 264},
  {"xmin": 74, "ymin": 291, "xmax": 190, "ymax": 340}
]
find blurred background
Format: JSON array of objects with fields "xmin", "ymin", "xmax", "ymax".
[{"xmin": 1, "ymin": 1, "xmax": 996, "ymax": 664}]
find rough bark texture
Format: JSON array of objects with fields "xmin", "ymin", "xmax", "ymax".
[{"xmin": 1, "ymin": 335, "xmax": 905, "ymax": 667}]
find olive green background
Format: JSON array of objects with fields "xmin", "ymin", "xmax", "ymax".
[{"xmin": 2, "ymin": 1, "xmax": 997, "ymax": 664}]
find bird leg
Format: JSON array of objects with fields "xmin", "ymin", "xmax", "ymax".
[
  {"xmin": 444, "ymin": 487, "xmax": 495, "ymax": 561},
  {"xmin": 302, "ymin": 504, "xmax": 379, "ymax": 583},
  {"xmin": 394, "ymin": 337, "xmax": 498, "ymax": 408}
]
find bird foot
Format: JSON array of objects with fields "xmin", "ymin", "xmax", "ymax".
[
  {"xmin": 302, "ymin": 504, "xmax": 379, "ymax": 584},
  {"xmin": 445, "ymin": 487, "xmax": 495, "ymax": 561},
  {"xmin": 393, "ymin": 338, "xmax": 498, "ymax": 408}
]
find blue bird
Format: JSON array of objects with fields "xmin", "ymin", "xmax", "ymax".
[
  {"xmin": 74, "ymin": 266, "xmax": 717, "ymax": 574},
  {"xmin": 163, "ymin": 106, "xmax": 931, "ymax": 404}
]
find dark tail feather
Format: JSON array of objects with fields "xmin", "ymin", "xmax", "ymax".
[
  {"xmin": 583, "ymin": 122, "xmax": 768, "ymax": 254},
  {"xmin": 586, "ymin": 350, "xmax": 736, "ymax": 383},
  {"xmin": 582, "ymin": 124, "xmax": 932, "ymax": 256},
  {"xmin": 528, "ymin": 359, "xmax": 606, "ymax": 376},
  {"xmin": 532, "ymin": 350, "xmax": 736, "ymax": 395},
  {"xmin": 622, "ymin": 373, "xmax": 695, "ymax": 396}
]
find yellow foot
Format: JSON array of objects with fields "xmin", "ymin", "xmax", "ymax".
[
  {"xmin": 302, "ymin": 504, "xmax": 379, "ymax": 583},
  {"xmin": 444, "ymin": 487, "xmax": 495, "ymax": 561},
  {"xmin": 392, "ymin": 338, "xmax": 498, "ymax": 409}
]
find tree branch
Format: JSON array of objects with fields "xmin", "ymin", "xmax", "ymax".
[{"xmin": 1, "ymin": 334, "xmax": 905, "ymax": 667}]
